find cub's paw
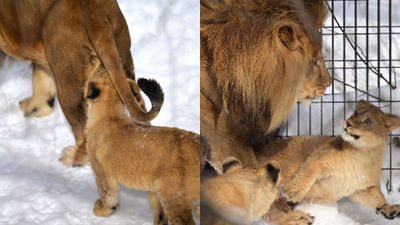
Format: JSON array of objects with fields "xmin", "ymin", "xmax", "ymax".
[
  {"xmin": 376, "ymin": 204, "xmax": 400, "ymax": 219},
  {"xmin": 280, "ymin": 184, "xmax": 305, "ymax": 204},
  {"xmin": 93, "ymin": 199, "xmax": 118, "ymax": 217},
  {"xmin": 19, "ymin": 96, "xmax": 55, "ymax": 117},
  {"xmin": 59, "ymin": 146, "xmax": 89, "ymax": 167},
  {"xmin": 284, "ymin": 210, "xmax": 315, "ymax": 225}
]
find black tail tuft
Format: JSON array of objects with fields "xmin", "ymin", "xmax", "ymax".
[{"xmin": 137, "ymin": 78, "xmax": 164, "ymax": 106}]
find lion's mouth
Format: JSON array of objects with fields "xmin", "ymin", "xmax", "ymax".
[{"xmin": 344, "ymin": 128, "xmax": 360, "ymax": 139}]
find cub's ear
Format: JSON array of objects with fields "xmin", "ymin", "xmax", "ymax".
[
  {"xmin": 277, "ymin": 24, "xmax": 305, "ymax": 51},
  {"xmin": 356, "ymin": 100, "xmax": 373, "ymax": 111},
  {"xmin": 222, "ymin": 157, "xmax": 242, "ymax": 174},
  {"xmin": 86, "ymin": 82, "xmax": 100, "ymax": 100},
  {"xmin": 385, "ymin": 115, "xmax": 400, "ymax": 131},
  {"xmin": 265, "ymin": 161, "xmax": 280, "ymax": 184}
]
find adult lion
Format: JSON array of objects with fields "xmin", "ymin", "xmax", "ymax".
[
  {"xmin": 0, "ymin": 0, "xmax": 155, "ymax": 166},
  {"xmin": 200, "ymin": 0, "xmax": 331, "ymax": 173}
]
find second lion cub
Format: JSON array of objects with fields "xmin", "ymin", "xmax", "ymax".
[
  {"xmin": 257, "ymin": 100, "xmax": 400, "ymax": 222},
  {"xmin": 85, "ymin": 72, "xmax": 200, "ymax": 225}
]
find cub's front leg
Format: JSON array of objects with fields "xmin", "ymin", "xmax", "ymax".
[
  {"xmin": 91, "ymin": 161, "xmax": 120, "ymax": 217},
  {"xmin": 280, "ymin": 157, "xmax": 324, "ymax": 203},
  {"xmin": 350, "ymin": 186, "xmax": 400, "ymax": 220}
]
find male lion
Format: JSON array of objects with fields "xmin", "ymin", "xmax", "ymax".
[
  {"xmin": 257, "ymin": 100, "xmax": 400, "ymax": 224},
  {"xmin": 0, "ymin": 0, "xmax": 152, "ymax": 167},
  {"xmin": 200, "ymin": 0, "xmax": 331, "ymax": 173},
  {"xmin": 85, "ymin": 71, "xmax": 200, "ymax": 225},
  {"xmin": 201, "ymin": 158, "xmax": 281, "ymax": 225}
]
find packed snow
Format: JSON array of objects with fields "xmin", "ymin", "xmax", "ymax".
[{"xmin": 0, "ymin": 0, "xmax": 199, "ymax": 225}]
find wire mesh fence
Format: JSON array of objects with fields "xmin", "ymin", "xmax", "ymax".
[{"xmin": 281, "ymin": 0, "xmax": 400, "ymax": 192}]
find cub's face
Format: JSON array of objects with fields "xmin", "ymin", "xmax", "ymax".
[
  {"xmin": 86, "ymin": 72, "xmax": 145, "ymax": 109},
  {"xmin": 342, "ymin": 100, "xmax": 400, "ymax": 147},
  {"xmin": 201, "ymin": 159, "xmax": 280, "ymax": 224}
]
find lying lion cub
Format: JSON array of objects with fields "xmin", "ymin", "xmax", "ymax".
[
  {"xmin": 257, "ymin": 100, "xmax": 400, "ymax": 223},
  {"xmin": 201, "ymin": 158, "xmax": 281, "ymax": 225},
  {"xmin": 85, "ymin": 72, "xmax": 200, "ymax": 225}
]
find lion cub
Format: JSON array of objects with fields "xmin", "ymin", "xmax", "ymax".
[
  {"xmin": 201, "ymin": 158, "xmax": 281, "ymax": 225},
  {"xmin": 257, "ymin": 100, "xmax": 400, "ymax": 222},
  {"xmin": 85, "ymin": 72, "xmax": 200, "ymax": 225}
]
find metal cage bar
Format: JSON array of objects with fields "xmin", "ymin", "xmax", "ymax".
[{"xmin": 281, "ymin": 0, "xmax": 400, "ymax": 192}]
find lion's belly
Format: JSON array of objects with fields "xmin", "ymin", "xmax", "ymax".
[
  {"xmin": 0, "ymin": 0, "xmax": 50, "ymax": 64},
  {"xmin": 0, "ymin": 34, "xmax": 47, "ymax": 64}
]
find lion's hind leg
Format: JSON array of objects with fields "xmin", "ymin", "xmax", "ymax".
[{"xmin": 19, "ymin": 63, "xmax": 56, "ymax": 117}]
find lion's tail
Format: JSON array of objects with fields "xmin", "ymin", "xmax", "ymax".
[
  {"xmin": 85, "ymin": 5, "xmax": 161, "ymax": 123},
  {"xmin": 137, "ymin": 78, "xmax": 164, "ymax": 119}
]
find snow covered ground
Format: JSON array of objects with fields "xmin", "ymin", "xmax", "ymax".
[{"xmin": 0, "ymin": 1, "xmax": 199, "ymax": 224}]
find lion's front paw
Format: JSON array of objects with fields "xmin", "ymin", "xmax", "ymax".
[
  {"xmin": 377, "ymin": 204, "xmax": 400, "ymax": 220},
  {"xmin": 59, "ymin": 146, "xmax": 76, "ymax": 167},
  {"xmin": 284, "ymin": 210, "xmax": 315, "ymax": 225},
  {"xmin": 19, "ymin": 96, "xmax": 55, "ymax": 117},
  {"xmin": 59, "ymin": 146, "xmax": 89, "ymax": 167},
  {"xmin": 93, "ymin": 199, "xmax": 118, "ymax": 217},
  {"xmin": 280, "ymin": 184, "xmax": 305, "ymax": 204}
]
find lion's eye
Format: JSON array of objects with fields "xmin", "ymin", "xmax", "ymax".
[
  {"xmin": 353, "ymin": 111, "xmax": 358, "ymax": 117},
  {"xmin": 363, "ymin": 118, "xmax": 372, "ymax": 124}
]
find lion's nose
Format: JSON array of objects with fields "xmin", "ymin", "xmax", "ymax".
[{"xmin": 346, "ymin": 121, "xmax": 351, "ymax": 127}]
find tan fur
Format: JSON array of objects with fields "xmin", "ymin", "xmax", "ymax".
[
  {"xmin": 201, "ymin": 159, "xmax": 281, "ymax": 225},
  {"xmin": 257, "ymin": 100, "xmax": 400, "ymax": 223},
  {"xmin": 0, "ymin": 0, "xmax": 154, "ymax": 167},
  {"xmin": 19, "ymin": 63, "xmax": 56, "ymax": 117},
  {"xmin": 85, "ymin": 72, "xmax": 200, "ymax": 225},
  {"xmin": 262, "ymin": 198, "xmax": 315, "ymax": 225},
  {"xmin": 200, "ymin": 0, "xmax": 331, "ymax": 172}
]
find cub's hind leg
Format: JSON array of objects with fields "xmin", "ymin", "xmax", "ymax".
[
  {"xmin": 159, "ymin": 196, "xmax": 194, "ymax": 225},
  {"xmin": 91, "ymin": 160, "xmax": 120, "ymax": 217},
  {"xmin": 19, "ymin": 63, "xmax": 56, "ymax": 117},
  {"xmin": 149, "ymin": 192, "xmax": 168, "ymax": 225},
  {"xmin": 350, "ymin": 186, "xmax": 400, "ymax": 220}
]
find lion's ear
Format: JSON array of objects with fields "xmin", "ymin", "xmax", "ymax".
[
  {"xmin": 265, "ymin": 161, "xmax": 280, "ymax": 184},
  {"xmin": 277, "ymin": 24, "xmax": 304, "ymax": 51},
  {"xmin": 222, "ymin": 157, "xmax": 242, "ymax": 173}
]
